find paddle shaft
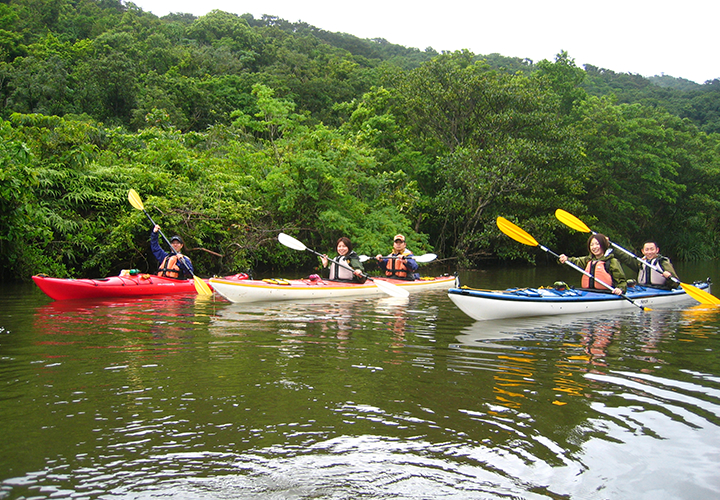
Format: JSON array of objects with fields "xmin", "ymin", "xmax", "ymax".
[
  {"xmin": 554, "ymin": 209, "xmax": 718, "ymax": 305},
  {"xmin": 602, "ymin": 237, "xmax": 681, "ymax": 286},
  {"xmin": 277, "ymin": 233, "xmax": 409, "ymax": 298},
  {"xmin": 360, "ymin": 253, "xmax": 436, "ymax": 264},
  {"xmin": 127, "ymin": 189, "xmax": 212, "ymax": 296},
  {"xmin": 541, "ymin": 244, "xmax": 647, "ymax": 311},
  {"xmin": 607, "ymin": 237, "xmax": 720, "ymax": 304},
  {"xmin": 141, "ymin": 211, "xmax": 174, "ymax": 251},
  {"xmin": 496, "ymin": 216, "xmax": 647, "ymax": 311},
  {"xmin": 139, "ymin": 209, "xmax": 196, "ymax": 277},
  {"xmin": 310, "ymin": 248, "xmax": 368, "ymax": 280}
]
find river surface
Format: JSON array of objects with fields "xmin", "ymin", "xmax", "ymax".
[{"xmin": 2, "ymin": 263, "xmax": 720, "ymax": 499}]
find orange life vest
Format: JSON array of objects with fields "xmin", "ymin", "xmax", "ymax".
[
  {"xmin": 385, "ymin": 252, "xmax": 411, "ymax": 279},
  {"xmin": 158, "ymin": 255, "xmax": 181, "ymax": 279},
  {"xmin": 581, "ymin": 260, "xmax": 614, "ymax": 290}
]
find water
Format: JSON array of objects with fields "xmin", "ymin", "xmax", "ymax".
[{"xmin": 2, "ymin": 263, "xmax": 720, "ymax": 499}]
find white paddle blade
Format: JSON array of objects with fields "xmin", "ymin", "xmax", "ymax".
[
  {"xmin": 278, "ymin": 232, "xmax": 307, "ymax": 252},
  {"xmin": 371, "ymin": 278, "xmax": 410, "ymax": 298},
  {"xmin": 362, "ymin": 253, "xmax": 436, "ymax": 263},
  {"xmin": 414, "ymin": 253, "xmax": 437, "ymax": 263}
]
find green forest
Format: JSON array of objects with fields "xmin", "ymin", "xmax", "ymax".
[{"xmin": 1, "ymin": 0, "xmax": 720, "ymax": 281}]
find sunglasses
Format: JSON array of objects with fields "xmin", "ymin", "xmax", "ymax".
[{"xmin": 394, "ymin": 239, "xmax": 405, "ymax": 243}]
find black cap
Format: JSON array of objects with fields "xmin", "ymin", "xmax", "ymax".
[{"xmin": 170, "ymin": 235, "xmax": 183, "ymax": 244}]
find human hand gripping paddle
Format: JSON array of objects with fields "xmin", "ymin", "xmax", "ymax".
[
  {"xmin": 358, "ymin": 253, "xmax": 438, "ymax": 263},
  {"xmin": 555, "ymin": 209, "xmax": 720, "ymax": 306},
  {"xmin": 277, "ymin": 233, "xmax": 410, "ymax": 298},
  {"xmin": 127, "ymin": 189, "xmax": 213, "ymax": 296},
  {"xmin": 496, "ymin": 216, "xmax": 651, "ymax": 312}
]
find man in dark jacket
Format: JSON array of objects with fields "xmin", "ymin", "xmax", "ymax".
[
  {"xmin": 375, "ymin": 234, "xmax": 419, "ymax": 280},
  {"xmin": 150, "ymin": 224, "xmax": 194, "ymax": 279}
]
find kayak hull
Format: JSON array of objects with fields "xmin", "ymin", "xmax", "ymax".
[
  {"xmin": 448, "ymin": 282, "xmax": 712, "ymax": 321},
  {"xmin": 209, "ymin": 275, "xmax": 456, "ymax": 303},
  {"xmin": 32, "ymin": 274, "xmax": 211, "ymax": 301}
]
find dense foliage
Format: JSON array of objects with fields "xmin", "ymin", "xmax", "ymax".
[{"xmin": 1, "ymin": 0, "xmax": 719, "ymax": 280}]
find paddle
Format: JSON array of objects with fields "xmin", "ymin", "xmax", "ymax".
[
  {"xmin": 127, "ymin": 189, "xmax": 213, "ymax": 296},
  {"xmin": 358, "ymin": 253, "xmax": 437, "ymax": 263},
  {"xmin": 555, "ymin": 209, "xmax": 720, "ymax": 306},
  {"xmin": 496, "ymin": 216, "xmax": 650, "ymax": 312},
  {"xmin": 277, "ymin": 233, "xmax": 410, "ymax": 298}
]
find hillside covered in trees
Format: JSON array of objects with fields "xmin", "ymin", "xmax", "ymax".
[{"xmin": 1, "ymin": 0, "xmax": 720, "ymax": 281}]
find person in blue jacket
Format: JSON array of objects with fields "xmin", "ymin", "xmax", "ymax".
[
  {"xmin": 150, "ymin": 224, "xmax": 194, "ymax": 279},
  {"xmin": 375, "ymin": 234, "xmax": 419, "ymax": 280}
]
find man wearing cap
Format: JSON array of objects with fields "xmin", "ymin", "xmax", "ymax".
[
  {"xmin": 150, "ymin": 224, "xmax": 194, "ymax": 279},
  {"xmin": 375, "ymin": 234, "xmax": 419, "ymax": 280}
]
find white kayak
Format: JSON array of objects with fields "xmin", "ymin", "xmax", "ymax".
[
  {"xmin": 210, "ymin": 274, "xmax": 456, "ymax": 303},
  {"xmin": 448, "ymin": 281, "xmax": 713, "ymax": 321}
]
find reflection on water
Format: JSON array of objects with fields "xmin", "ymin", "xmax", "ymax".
[{"xmin": 1, "ymin": 282, "xmax": 720, "ymax": 499}]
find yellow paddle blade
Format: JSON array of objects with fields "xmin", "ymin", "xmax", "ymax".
[
  {"xmin": 555, "ymin": 209, "xmax": 591, "ymax": 233},
  {"xmin": 496, "ymin": 217, "xmax": 539, "ymax": 247},
  {"xmin": 193, "ymin": 275, "xmax": 213, "ymax": 296},
  {"xmin": 680, "ymin": 283, "xmax": 720, "ymax": 305},
  {"xmin": 128, "ymin": 189, "xmax": 144, "ymax": 211}
]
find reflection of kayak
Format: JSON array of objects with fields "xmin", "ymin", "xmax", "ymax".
[
  {"xmin": 448, "ymin": 281, "xmax": 712, "ymax": 321},
  {"xmin": 32, "ymin": 274, "xmax": 212, "ymax": 300},
  {"xmin": 454, "ymin": 315, "xmax": 584, "ymax": 342},
  {"xmin": 209, "ymin": 274, "xmax": 456, "ymax": 303},
  {"xmin": 452, "ymin": 309, "xmax": 640, "ymax": 343}
]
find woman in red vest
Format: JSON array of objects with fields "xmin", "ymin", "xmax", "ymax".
[{"xmin": 559, "ymin": 234, "xmax": 627, "ymax": 295}]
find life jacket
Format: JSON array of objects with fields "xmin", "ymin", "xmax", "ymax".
[
  {"xmin": 328, "ymin": 253, "xmax": 362, "ymax": 282},
  {"xmin": 638, "ymin": 257, "xmax": 669, "ymax": 286},
  {"xmin": 582, "ymin": 260, "xmax": 614, "ymax": 290},
  {"xmin": 158, "ymin": 254, "xmax": 182, "ymax": 279},
  {"xmin": 384, "ymin": 250, "xmax": 413, "ymax": 280}
]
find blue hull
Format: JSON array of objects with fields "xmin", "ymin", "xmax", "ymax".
[{"xmin": 448, "ymin": 282, "xmax": 712, "ymax": 321}]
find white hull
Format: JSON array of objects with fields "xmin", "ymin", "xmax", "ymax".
[
  {"xmin": 448, "ymin": 283, "xmax": 711, "ymax": 321},
  {"xmin": 210, "ymin": 275, "xmax": 456, "ymax": 303}
]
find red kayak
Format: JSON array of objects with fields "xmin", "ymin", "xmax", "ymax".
[{"xmin": 32, "ymin": 274, "xmax": 212, "ymax": 300}]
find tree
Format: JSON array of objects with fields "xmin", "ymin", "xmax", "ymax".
[
  {"xmin": 186, "ymin": 9, "xmax": 258, "ymax": 54},
  {"xmin": 534, "ymin": 51, "xmax": 587, "ymax": 116},
  {"xmin": 390, "ymin": 51, "xmax": 585, "ymax": 263},
  {"xmin": 570, "ymin": 96, "xmax": 720, "ymax": 261}
]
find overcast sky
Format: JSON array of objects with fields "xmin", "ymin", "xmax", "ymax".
[{"xmin": 131, "ymin": 0, "xmax": 719, "ymax": 84}]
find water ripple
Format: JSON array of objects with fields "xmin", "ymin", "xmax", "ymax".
[{"xmin": 3, "ymin": 286, "xmax": 720, "ymax": 499}]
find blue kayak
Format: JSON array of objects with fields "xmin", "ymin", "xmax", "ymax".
[{"xmin": 448, "ymin": 281, "xmax": 713, "ymax": 321}]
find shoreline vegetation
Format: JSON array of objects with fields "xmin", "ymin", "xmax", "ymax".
[{"xmin": 1, "ymin": 1, "xmax": 719, "ymax": 281}]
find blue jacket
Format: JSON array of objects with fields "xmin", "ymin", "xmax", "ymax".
[
  {"xmin": 378, "ymin": 249, "xmax": 419, "ymax": 280},
  {"xmin": 150, "ymin": 231, "xmax": 194, "ymax": 279}
]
